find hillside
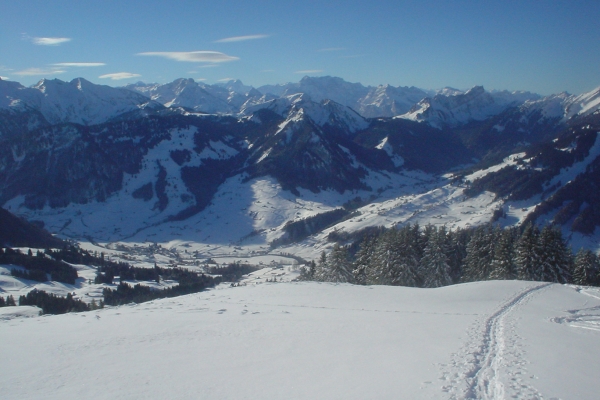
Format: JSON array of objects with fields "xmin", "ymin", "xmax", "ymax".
[
  {"xmin": 1, "ymin": 76, "xmax": 600, "ymax": 265},
  {"xmin": 1, "ymin": 281, "xmax": 599, "ymax": 399},
  {"xmin": 0, "ymin": 207, "xmax": 64, "ymax": 248}
]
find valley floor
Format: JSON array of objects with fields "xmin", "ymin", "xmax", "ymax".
[{"xmin": 1, "ymin": 281, "xmax": 599, "ymax": 399}]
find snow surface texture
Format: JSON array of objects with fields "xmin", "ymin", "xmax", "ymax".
[{"xmin": 1, "ymin": 281, "xmax": 599, "ymax": 399}]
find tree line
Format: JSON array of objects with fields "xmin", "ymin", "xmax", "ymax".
[
  {"xmin": 298, "ymin": 223, "xmax": 600, "ymax": 287},
  {"xmin": 1, "ymin": 244, "xmax": 255, "ymax": 313}
]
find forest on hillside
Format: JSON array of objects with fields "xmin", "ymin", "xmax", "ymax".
[{"xmin": 300, "ymin": 223, "xmax": 600, "ymax": 288}]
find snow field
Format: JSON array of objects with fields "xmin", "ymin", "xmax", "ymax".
[{"xmin": 1, "ymin": 281, "xmax": 599, "ymax": 399}]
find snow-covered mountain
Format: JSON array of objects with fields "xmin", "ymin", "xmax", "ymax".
[
  {"xmin": 400, "ymin": 86, "xmax": 541, "ymax": 128},
  {"xmin": 3, "ymin": 76, "xmax": 600, "ymax": 400},
  {"xmin": 126, "ymin": 78, "xmax": 269, "ymax": 115},
  {"xmin": 242, "ymin": 93, "xmax": 369, "ymax": 133},
  {"xmin": 516, "ymin": 86, "xmax": 600, "ymax": 121},
  {"xmin": 356, "ymin": 84, "xmax": 430, "ymax": 118},
  {"xmin": 1, "ymin": 76, "xmax": 600, "ymax": 258},
  {"xmin": 0, "ymin": 78, "xmax": 161, "ymax": 126},
  {"xmin": 258, "ymin": 76, "xmax": 431, "ymax": 118}
]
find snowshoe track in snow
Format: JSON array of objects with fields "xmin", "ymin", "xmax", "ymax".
[
  {"xmin": 551, "ymin": 286, "xmax": 600, "ymax": 332},
  {"xmin": 441, "ymin": 282, "xmax": 552, "ymax": 400}
]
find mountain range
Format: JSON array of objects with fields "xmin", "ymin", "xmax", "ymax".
[{"xmin": 0, "ymin": 75, "xmax": 599, "ymax": 259}]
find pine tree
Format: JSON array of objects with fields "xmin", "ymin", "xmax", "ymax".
[
  {"xmin": 313, "ymin": 251, "xmax": 328, "ymax": 282},
  {"xmin": 392, "ymin": 225, "xmax": 420, "ymax": 287},
  {"xmin": 316, "ymin": 246, "xmax": 354, "ymax": 283},
  {"xmin": 298, "ymin": 260, "xmax": 317, "ymax": 281},
  {"xmin": 366, "ymin": 229, "xmax": 399, "ymax": 285},
  {"xmin": 489, "ymin": 228, "xmax": 517, "ymax": 280},
  {"xmin": 419, "ymin": 228, "xmax": 452, "ymax": 288},
  {"xmin": 537, "ymin": 225, "xmax": 571, "ymax": 283},
  {"xmin": 572, "ymin": 248, "xmax": 599, "ymax": 286},
  {"xmin": 515, "ymin": 223, "xmax": 541, "ymax": 281},
  {"xmin": 446, "ymin": 227, "xmax": 470, "ymax": 284},
  {"xmin": 6, "ymin": 295, "xmax": 16, "ymax": 306},
  {"xmin": 352, "ymin": 236, "xmax": 375, "ymax": 285},
  {"xmin": 463, "ymin": 224, "xmax": 497, "ymax": 282}
]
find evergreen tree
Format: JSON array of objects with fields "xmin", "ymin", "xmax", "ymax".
[
  {"xmin": 573, "ymin": 248, "xmax": 599, "ymax": 286},
  {"xmin": 298, "ymin": 260, "xmax": 317, "ymax": 281},
  {"xmin": 318, "ymin": 245, "xmax": 354, "ymax": 283},
  {"xmin": 489, "ymin": 228, "xmax": 517, "ymax": 280},
  {"xmin": 537, "ymin": 225, "xmax": 572, "ymax": 283},
  {"xmin": 418, "ymin": 224, "xmax": 435, "ymax": 260},
  {"xmin": 419, "ymin": 228, "xmax": 452, "ymax": 288},
  {"xmin": 366, "ymin": 229, "xmax": 396, "ymax": 285},
  {"xmin": 352, "ymin": 236, "xmax": 376, "ymax": 285},
  {"xmin": 393, "ymin": 225, "xmax": 420, "ymax": 287},
  {"xmin": 6, "ymin": 295, "xmax": 16, "ymax": 306},
  {"xmin": 313, "ymin": 251, "xmax": 328, "ymax": 282},
  {"xmin": 446, "ymin": 227, "xmax": 470, "ymax": 284},
  {"xmin": 463, "ymin": 224, "xmax": 497, "ymax": 282},
  {"xmin": 515, "ymin": 223, "xmax": 541, "ymax": 281}
]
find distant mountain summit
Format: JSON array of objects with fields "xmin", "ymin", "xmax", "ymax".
[
  {"xmin": 1, "ymin": 76, "xmax": 600, "ymax": 251},
  {"xmin": 0, "ymin": 78, "xmax": 161, "ymax": 126}
]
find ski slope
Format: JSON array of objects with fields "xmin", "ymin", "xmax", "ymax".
[{"xmin": 1, "ymin": 280, "xmax": 599, "ymax": 399}]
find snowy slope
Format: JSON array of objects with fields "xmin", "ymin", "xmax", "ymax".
[
  {"xmin": 258, "ymin": 76, "xmax": 430, "ymax": 118},
  {"xmin": 125, "ymin": 78, "xmax": 235, "ymax": 114},
  {"xmin": 1, "ymin": 281, "xmax": 598, "ymax": 399},
  {"xmin": 357, "ymin": 84, "xmax": 430, "ymax": 118},
  {"xmin": 399, "ymin": 86, "xmax": 539, "ymax": 128},
  {"xmin": 514, "ymin": 85, "xmax": 600, "ymax": 122},
  {"xmin": 0, "ymin": 78, "xmax": 160, "ymax": 125},
  {"xmin": 243, "ymin": 93, "xmax": 369, "ymax": 133}
]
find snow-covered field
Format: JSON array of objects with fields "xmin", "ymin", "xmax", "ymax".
[{"xmin": 1, "ymin": 280, "xmax": 599, "ymax": 400}]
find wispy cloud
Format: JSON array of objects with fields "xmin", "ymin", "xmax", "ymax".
[
  {"xmin": 0, "ymin": 76, "xmax": 9, "ymax": 80},
  {"xmin": 137, "ymin": 51, "xmax": 239, "ymax": 63},
  {"xmin": 217, "ymin": 78, "xmax": 234, "ymax": 82},
  {"xmin": 214, "ymin": 34, "xmax": 269, "ymax": 43},
  {"xmin": 52, "ymin": 62, "xmax": 106, "ymax": 67},
  {"xmin": 32, "ymin": 37, "xmax": 71, "ymax": 46},
  {"xmin": 99, "ymin": 72, "xmax": 141, "ymax": 80},
  {"xmin": 295, "ymin": 70, "xmax": 324, "ymax": 74},
  {"xmin": 318, "ymin": 47, "xmax": 345, "ymax": 52},
  {"xmin": 14, "ymin": 67, "xmax": 66, "ymax": 76}
]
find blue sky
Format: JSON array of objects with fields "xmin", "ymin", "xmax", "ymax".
[{"xmin": 1, "ymin": 0, "xmax": 599, "ymax": 95}]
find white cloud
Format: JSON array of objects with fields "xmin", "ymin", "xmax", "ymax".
[
  {"xmin": 32, "ymin": 37, "xmax": 71, "ymax": 46},
  {"xmin": 52, "ymin": 63, "xmax": 106, "ymax": 67},
  {"xmin": 217, "ymin": 78, "xmax": 234, "ymax": 82},
  {"xmin": 214, "ymin": 34, "xmax": 269, "ymax": 43},
  {"xmin": 137, "ymin": 51, "xmax": 239, "ymax": 63},
  {"xmin": 294, "ymin": 70, "xmax": 324, "ymax": 74},
  {"xmin": 14, "ymin": 68, "xmax": 66, "ymax": 76},
  {"xmin": 318, "ymin": 47, "xmax": 345, "ymax": 52},
  {"xmin": 0, "ymin": 76, "xmax": 9, "ymax": 80},
  {"xmin": 99, "ymin": 72, "xmax": 141, "ymax": 80}
]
